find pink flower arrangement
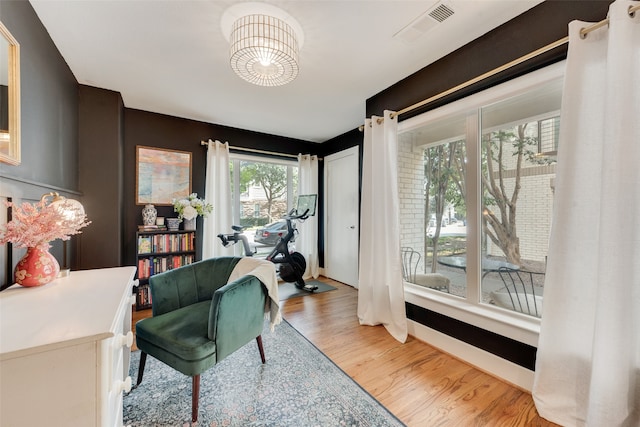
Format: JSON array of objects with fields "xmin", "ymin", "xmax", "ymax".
[{"xmin": 0, "ymin": 199, "xmax": 91, "ymax": 249}]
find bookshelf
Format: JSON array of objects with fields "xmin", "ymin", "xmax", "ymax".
[{"xmin": 135, "ymin": 229, "xmax": 196, "ymax": 310}]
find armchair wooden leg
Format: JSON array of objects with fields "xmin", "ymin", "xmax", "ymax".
[
  {"xmin": 136, "ymin": 352, "xmax": 147, "ymax": 387},
  {"xmin": 192, "ymin": 374, "xmax": 200, "ymax": 422},
  {"xmin": 256, "ymin": 335, "xmax": 266, "ymax": 363}
]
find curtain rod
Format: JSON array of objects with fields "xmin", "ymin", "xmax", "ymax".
[
  {"xmin": 200, "ymin": 141, "xmax": 322, "ymax": 160},
  {"xmin": 360, "ymin": 3, "xmax": 639, "ymax": 129},
  {"xmin": 389, "ymin": 36, "xmax": 568, "ymax": 120}
]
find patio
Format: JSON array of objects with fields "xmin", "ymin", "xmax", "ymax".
[{"xmin": 417, "ymin": 253, "xmax": 546, "ymax": 314}]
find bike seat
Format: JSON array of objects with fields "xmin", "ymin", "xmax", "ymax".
[{"xmin": 231, "ymin": 225, "xmax": 244, "ymax": 232}]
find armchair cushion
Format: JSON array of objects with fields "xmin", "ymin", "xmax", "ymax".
[{"xmin": 136, "ymin": 300, "xmax": 216, "ymax": 376}]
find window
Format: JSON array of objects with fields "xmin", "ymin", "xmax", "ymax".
[
  {"xmin": 398, "ymin": 62, "xmax": 563, "ymax": 325},
  {"xmin": 229, "ymin": 154, "xmax": 298, "ymax": 254},
  {"xmin": 399, "ymin": 111, "xmax": 469, "ymax": 297},
  {"xmin": 537, "ymin": 116, "xmax": 560, "ymax": 157}
]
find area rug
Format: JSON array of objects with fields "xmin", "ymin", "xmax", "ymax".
[
  {"xmin": 124, "ymin": 319, "xmax": 404, "ymax": 427},
  {"xmin": 278, "ymin": 279, "xmax": 337, "ymax": 300}
]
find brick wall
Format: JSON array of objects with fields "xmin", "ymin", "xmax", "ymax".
[{"xmin": 398, "ymin": 140, "xmax": 427, "ymax": 273}]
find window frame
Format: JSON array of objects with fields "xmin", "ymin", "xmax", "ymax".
[
  {"xmin": 398, "ymin": 61, "xmax": 565, "ymax": 346},
  {"xmin": 228, "ymin": 152, "xmax": 298, "ymax": 226}
]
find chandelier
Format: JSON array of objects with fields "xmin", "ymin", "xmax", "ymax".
[{"xmin": 223, "ymin": 4, "xmax": 303, "ymax": 87}]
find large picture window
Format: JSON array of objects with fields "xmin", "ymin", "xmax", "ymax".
[
  {"xmin": 228, "ymin": 154, "xmax": 298, "ymax": 256},
  {"xmin": 398, "ymin": 62, "xmax": 563, "ymax": 324}
]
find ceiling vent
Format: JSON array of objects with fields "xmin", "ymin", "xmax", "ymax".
[
  {"xmin": 393, "ymin": 1, "xmax": 455, "ymax": 44},
  {"xmin": 428, "ymin": 3, "xmax": 455, "ymax": 23}
]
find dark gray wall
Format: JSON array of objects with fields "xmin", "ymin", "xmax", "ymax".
[
  {"xmin": 0, "ymin": 0, "xmax": 80, "ymax": 287},
  {"xmin": 77, "ymin": 85, "xmax": 125, "ymax": 269},
  {"xmin": 0, "ymin": 0, "xmax": 79, "ymax": 190}
]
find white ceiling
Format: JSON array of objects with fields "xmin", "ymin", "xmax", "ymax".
[{"xmin": 29, "ymin": 0, "xmax": 543, "ymax": 143}]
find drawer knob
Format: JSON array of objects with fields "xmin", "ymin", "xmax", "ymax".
[
  {"xmin": 116, "ymin": 331, "xmax": 134, "ymax": 348},
  {"xmin": 115, "ymin": 376, "xmax": 132, "ymax": 393}
]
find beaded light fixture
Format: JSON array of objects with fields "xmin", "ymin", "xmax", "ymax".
[{"xmin": 223, "ymin": 3, "xmax": 303, "ymax": 87}]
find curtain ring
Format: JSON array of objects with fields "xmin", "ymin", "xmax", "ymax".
[{"xmin": 579, "ymin": 27, "xmax": 588, "ymax": 39}]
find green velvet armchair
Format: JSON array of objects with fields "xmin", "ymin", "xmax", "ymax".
[{"xmin": 134, "ymin": 256, "xmax": 269, "ymax": 423}]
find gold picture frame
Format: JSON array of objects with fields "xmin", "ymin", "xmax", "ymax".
[
  {"xmin": 0, "ymin": 21, "xmax": 21, "ymax": 165},
  {"xmin": 136, "ymin": 146, "xmax": 192, "ymax": 205}
]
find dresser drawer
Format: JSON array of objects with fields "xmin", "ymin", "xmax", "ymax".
[{"xmin": 103, "ymin": 294, "xmax": 135, "ymax": 427}]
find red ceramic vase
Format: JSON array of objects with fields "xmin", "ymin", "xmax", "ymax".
[{"xmin": 14, "ymin": 246, "xmax": 60, "ymax": 287}]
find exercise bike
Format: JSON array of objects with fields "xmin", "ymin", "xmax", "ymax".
[{"xmin": 217, "ymin": 194, "xmax": 318, "ymax": 292}]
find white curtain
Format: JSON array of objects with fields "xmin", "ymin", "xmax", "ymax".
[
  {"xmin": 202, "ymin": 139, "xmax": 233, "ymax": 259},
  {"xmin": 297, "ymin": 154, "xmax": 320, "ymax": 279},
  {"xmin": 533, "ymin": 2, "xmax": 640, "ymax": 426},
  {"xmin": 357, "ymin": 111, "xmax": 407, "ymax": 343}
]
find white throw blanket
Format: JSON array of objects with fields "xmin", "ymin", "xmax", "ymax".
[{"xmin": 227, "ymin": 257, "xmax": 281, "ymax": 331}]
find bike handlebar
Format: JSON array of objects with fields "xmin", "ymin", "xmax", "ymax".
[{"xmin": 285, "ymin": 208, "xmax": 310, "ymax": 221}]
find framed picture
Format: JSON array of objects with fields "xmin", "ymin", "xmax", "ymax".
[
  {"xmin": 0, "ymin": 22, "xmax": 21, "ymax": 166},
  {"xmin": 136, "ymin": 146, "xmax": 192, "ymax": 205}
]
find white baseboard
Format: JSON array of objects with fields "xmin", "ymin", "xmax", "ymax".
[{"xmin": 407, "ymin": 319, "xmax": 535, "ymax": 392}]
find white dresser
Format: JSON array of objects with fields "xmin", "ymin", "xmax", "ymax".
[{"xmin": 0, "ymin": 267, "xmax": 137, "ymax": 427}]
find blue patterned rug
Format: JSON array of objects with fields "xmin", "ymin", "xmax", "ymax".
[{"xmin": 124, "ymin": 319, "xmax": 405, "ymax": 426}]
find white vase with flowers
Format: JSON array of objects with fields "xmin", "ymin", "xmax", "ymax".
[{"xmin": 172, "ymin": 193, "xmax": 213, "ymax": 231}]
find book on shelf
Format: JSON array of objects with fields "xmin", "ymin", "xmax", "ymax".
[
  {"xmin": 138, "ymin": 224, "xmax": 168, "ymax": 231},
  {"xmin": 136, "ymin": 283, "xmax": 152, "ymax": 307},
  {"xmin": 137, "ymin": 235, "xmax": 153, "ymax": 254}
]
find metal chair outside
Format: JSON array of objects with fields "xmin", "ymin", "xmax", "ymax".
[
  {"xmin": 493, "ymin": 267, "xmax": 545, "ymax": 317},
  {"xmin": 401, "ymin": 247, "xmax": 450, "ymax": 292}
]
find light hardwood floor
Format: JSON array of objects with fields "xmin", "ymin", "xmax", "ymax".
[{"xmin": 133, "ymin": 276, "xmax": 558, "ymax": 427}]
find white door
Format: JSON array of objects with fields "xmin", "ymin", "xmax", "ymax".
[{"xmin": 324, "ymin": 146, "xmax": 359, "ymax": 287}]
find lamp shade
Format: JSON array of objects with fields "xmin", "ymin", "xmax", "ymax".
[
  {"xmin": 53, "ymin": 198, "xmax": 86, "ymax": 228},
  {"xmin": 43, "ymin": 192, "xmax": 86, "ymax": 229},
  {"xmin": 229, "ymin": 14, "xmax": 299, "ymax": 87}
]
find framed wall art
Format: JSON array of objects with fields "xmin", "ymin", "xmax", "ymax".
[
  {"xmin": 0, "ymin": 21, "xmax": 21, "ymax": 166},
  {"xmin": 136, "ymin": 146, "xmax": 192, "ymax": 205}
]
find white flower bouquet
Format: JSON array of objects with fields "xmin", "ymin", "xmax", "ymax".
[{"xmin": 172, "ymin": 193, "xmax": 213, "ymax": 220}]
